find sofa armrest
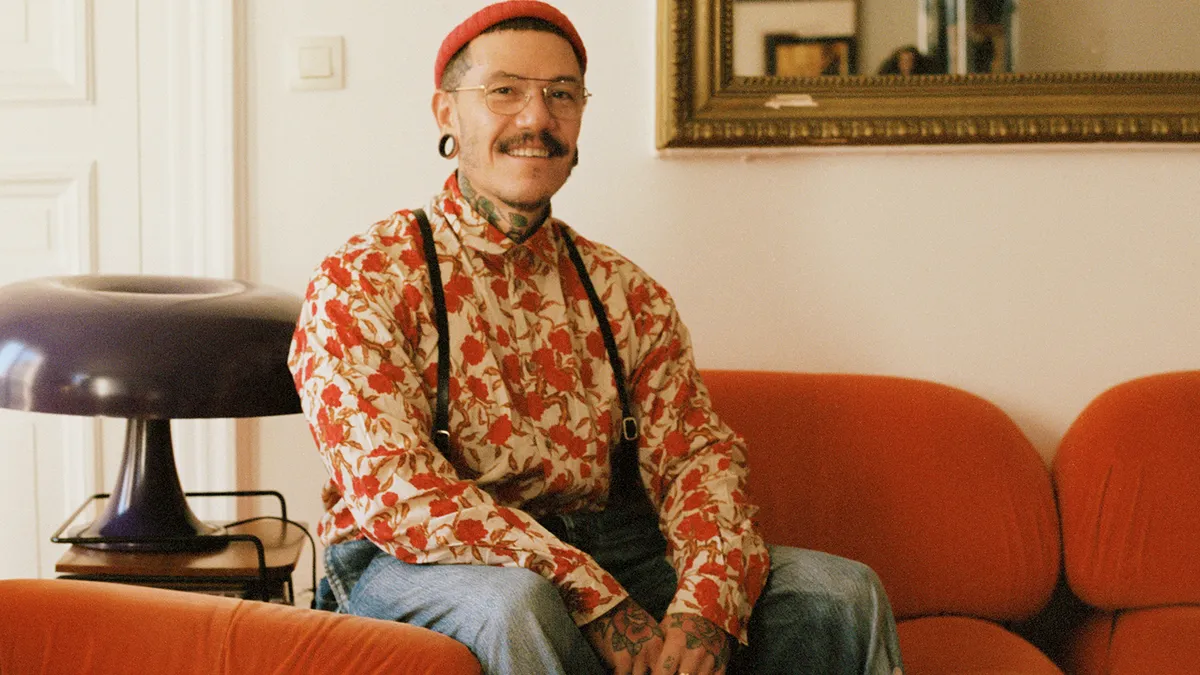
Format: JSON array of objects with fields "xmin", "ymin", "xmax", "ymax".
[{"xmin": 0, "ymin": 579, "xmax": 480, "ymax": 675}]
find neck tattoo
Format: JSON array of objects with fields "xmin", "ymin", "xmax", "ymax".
[{"xmin": 459, "ymin": 174, "xmax": 546, "ymax": 243}]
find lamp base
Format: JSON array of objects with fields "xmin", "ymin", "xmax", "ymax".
[
  {"xmin": 70, "ymin": 521, "xmax": 229, "ymax": 552},
  {"xmin": 75, "ymin": 418, "xmax": 230, "ymax": 552}
]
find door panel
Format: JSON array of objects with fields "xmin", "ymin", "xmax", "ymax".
[{"xmin": 0, "ymin": 0, "xmax": 135, "ymax": 579}]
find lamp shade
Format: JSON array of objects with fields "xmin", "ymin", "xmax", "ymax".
[
  {"xmin": 0, "ymin": 275, "xmax": 301, "ymax": 419},
  {"xmin": 0, "ymin": 274, "xmax": 303, "ymax": 551}
]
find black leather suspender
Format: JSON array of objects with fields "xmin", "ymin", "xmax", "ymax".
[
  {"xmin": 413, "ymin": 209, "xmax": 452, "ymax": 455},
  {"xmin": 560, "ymin": 235, "xmax": 639, "ymax": 446},
  {"xmin": 560, "ymin": 233, "xmax": 644, "ymax": 497},
  {"xmin": 411, "ymin": 209, "xmax": 640, "ymax": 490}
]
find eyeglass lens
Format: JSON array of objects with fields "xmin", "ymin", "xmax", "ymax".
[{"xmin": 485, "ymin": 80, "xmax": 587, "ymax": 119}]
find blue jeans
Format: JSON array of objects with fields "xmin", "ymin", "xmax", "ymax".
[{"xmin": 322, "ymin": 498, "xmax": 904, "ymax": 674}]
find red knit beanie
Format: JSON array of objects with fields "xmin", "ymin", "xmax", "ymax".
[{"xmin": 435, "ymin": 1, "xmax": 587, "ymax": 88}]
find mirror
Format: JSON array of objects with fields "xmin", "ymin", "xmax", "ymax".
[{"xmin": 656, "ymin": 0, "xmax": 1200, "ymax": 148}]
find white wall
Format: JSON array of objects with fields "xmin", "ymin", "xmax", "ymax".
[{"xmin": 245, "ymin": 1, "xmax": 1200, "ymax": 577}]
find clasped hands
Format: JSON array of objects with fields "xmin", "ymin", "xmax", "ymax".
[{"xmin": 583, "ymin": 597, "xmax": 735, "ymax": 675}]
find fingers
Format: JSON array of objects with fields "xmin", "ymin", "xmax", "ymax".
[
  {"xmin": 633, "ymin": 638, "xmax": 664, "ymax": 675},
  {"xmin": 610, "ymin": 639, "xmax": 662, "ymax": 675},
  {"xmin": 652, "ymin": 629, "xmax": 717, "ymax": 675},
  {"xmin": 652, "ymin": 637, "xmax": 682, "ymax": 675},
  {"xmin": 653, "ymin": 613, "xmax": 735, "ymax": 675},
  {"xmin": 655, "ymin": 653, "xmax": 716, "ymax": 675},
  {"xmin": 675, "ymin": 651, "xmax": 716, "ymax": 675}
]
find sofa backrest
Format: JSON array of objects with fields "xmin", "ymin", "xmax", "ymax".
[
  {"xmin": 700, "ymin": 370, "xmax": 1060, "ymax": 623},
  {"xmin": 1055, "ymin": 370, "xmax": 1200, "ymax": 610}
]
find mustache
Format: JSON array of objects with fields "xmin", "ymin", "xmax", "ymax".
[{"xmin": 497, "ymin": 131, "xmax": 569, "ymax": 158}]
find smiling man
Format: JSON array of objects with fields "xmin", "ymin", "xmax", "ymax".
[
  {"xmin": 289, "ymin": 3, "xmax": 904, "ymax": 674},
  {"xmin": 434, "ymin": 25, "xmax": 579, "ymax": 240}
]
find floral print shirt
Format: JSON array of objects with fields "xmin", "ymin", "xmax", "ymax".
[{"xmin": 289, "ymin": 174, "xmax": 769, "ymax": 641}]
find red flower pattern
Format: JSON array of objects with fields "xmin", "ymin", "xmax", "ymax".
[
  {"xmin": 289, "ymin": 174, "xmax": 767, "ymax": 639},
  {"xmin": 454, "ymin": 518, "xmax": 488, "ymax": 545},
  {"xmin": 406, "ymin": 525, "xmax": 428, "ymax": 550}
]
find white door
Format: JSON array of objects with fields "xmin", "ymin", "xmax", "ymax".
[
  {"xmin": 0, "ymin": 0, "xmax": 131, "ymax": 579},
  {"xmin": 0, "ymin": 0, "xmax": 241, "ymax": 579}
]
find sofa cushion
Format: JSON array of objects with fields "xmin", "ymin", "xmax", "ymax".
[
  {"xmin": 897, "ymin": 616, "xmax": 1062, "ymax": 674},
  {"xmin": 1064, "ymin": 606, "xmax": 1200, "ymax": 675},
  {"xmin": 1055, "ymin": 370, "xmax": 1200, "ymax": 609},
  {"xmin": 700, "ymin": 370, "xmax": 1060, "ymax": 622}
]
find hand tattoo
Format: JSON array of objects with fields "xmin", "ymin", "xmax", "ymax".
[
  {"xmin": 588, "ymin": 599, "xmax": 664, "ymax": 658},
  {"xmin": 665, "ymin": 613, "xmax": 733, "ymax": 667}
]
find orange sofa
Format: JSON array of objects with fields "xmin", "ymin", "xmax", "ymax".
[{"xmin": 7, "ymin": 370, "xmax": 1197, "ymax": 674}]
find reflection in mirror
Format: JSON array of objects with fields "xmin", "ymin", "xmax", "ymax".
[
  {"xmin": 733, "ymin": 0, "xmax": 858, "ymax": 76},
  {"xmin": 733, "ymin": 0, "xmax": 1200, "ymax": 79},
  {"xmin": 658, "ymin": 0, "xmax": 1200, "ymax": 147},
  {"xmin": 1017, "ymin": 1, "xmax": 1200, "ymax": 72}
]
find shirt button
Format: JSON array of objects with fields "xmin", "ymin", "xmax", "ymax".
[{"xmin": 525, "ymin": 360, "xmax": 536, "ymax": 374}]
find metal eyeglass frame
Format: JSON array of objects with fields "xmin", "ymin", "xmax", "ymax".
[{"xmin": 446, "ymin": 76, "xmax": 591, "ymax": 120}]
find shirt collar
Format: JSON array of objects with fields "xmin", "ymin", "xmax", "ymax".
[{"xmin": 435, "ymin": 173, "xmax": 561, "ymax": 267}]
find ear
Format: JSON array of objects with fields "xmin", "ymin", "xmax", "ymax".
[{"xmin": 432, "ymin": 90, "xmax": 458, "ymax": 136}]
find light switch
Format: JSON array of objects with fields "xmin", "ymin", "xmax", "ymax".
[
  {"xmin": 298, "ymin": 46, "xmax": 333, "ymax": 78},
  {"xmin": 290, "ymin": 36, "xmax": 344, "ymax": 91}
]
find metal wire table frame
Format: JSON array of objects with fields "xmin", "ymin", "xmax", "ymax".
[{"xmin": 52, "ymin": 490, "xmax": 306, "ymax": 604}]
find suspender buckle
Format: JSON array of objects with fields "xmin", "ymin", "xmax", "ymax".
[{"xmin": 621, "ymin": 416, "xmax": 639, "ymax": 442}]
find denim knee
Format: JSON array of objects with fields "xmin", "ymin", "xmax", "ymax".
[
  {"xmin": 813, "ymin": 557, "xmax": 887, "ymax": 613},
  {"xmin": 468, "ymin": 567, "xmax": 569, "ymax": 639},
  {"xmin": 766, "ymin": 547, "xmax": 887, "ymax": 615},
  {"xmin": 461, "ymin": 568, "xmax": 605, "ymax": 673},
  {"xmin": 741, "ymin": 547, "xmax": 903, "ymax": 674}
]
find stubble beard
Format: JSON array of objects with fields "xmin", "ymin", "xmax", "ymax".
[
  {"xmin": 457, "ymin": 129, "xmax": 575, "ymax": 231},
  {"xmin": 497, "ymin": 129, "xmax": 572, "ymax": 209}
]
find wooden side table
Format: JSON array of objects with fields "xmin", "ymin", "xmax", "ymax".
[{"xmin": 56, "ymin": 519, "xmax": 308, "ymax": 604}]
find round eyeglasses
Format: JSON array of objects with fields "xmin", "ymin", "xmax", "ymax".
[{"xmin": 447, "ymin": 76, "xmax": 591, "ymax": 121}]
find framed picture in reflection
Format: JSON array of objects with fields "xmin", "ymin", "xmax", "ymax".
[{"xmin": 765, "ymin": 34, "xmax": 857, "ymax": 77}]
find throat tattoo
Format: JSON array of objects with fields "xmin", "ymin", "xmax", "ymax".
[{"xmin": 459, "ymin": 173, "xmax": 544, "ymax": 243}]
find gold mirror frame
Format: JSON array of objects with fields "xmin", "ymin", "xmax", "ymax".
[{"xmin": 656, "ymin": 0, "xmax": 1200, "ymax": 148}]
